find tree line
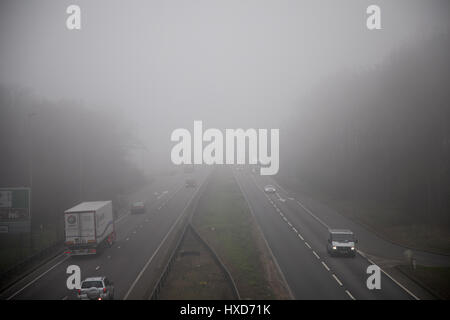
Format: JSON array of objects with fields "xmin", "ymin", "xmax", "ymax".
[{"xmin": 282, "ymin": 33, "xmax": 450, "ymax": 226}]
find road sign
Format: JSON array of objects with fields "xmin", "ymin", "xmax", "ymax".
[
  {"xmin": 0, "ymin": 190, "xmax": 12, "ymax": 207},
  {"xmin": 0, "ymin": 187, "xmax": 31, "ymax": 234}
]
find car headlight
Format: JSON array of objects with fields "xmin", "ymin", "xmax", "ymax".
[
  {"xmin": 351, "ymin": 247, "xmax": 355, "ymax": 250},
  {"xmin": 332, "ymin": 246, "xmax": 337, "ymax": 250}
]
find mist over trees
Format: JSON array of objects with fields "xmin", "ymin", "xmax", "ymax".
[
  {"xmin": 0, "ymin": 87, "xmax": 146, "ymax": 230},
  {"xmin": 281, "ymin": 33, "xmax": 450, "ymax": 226}
]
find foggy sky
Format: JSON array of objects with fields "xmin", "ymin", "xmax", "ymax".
[{"xmin": 1, "ymin": 0, "xmax": 449, "ymax": 170}]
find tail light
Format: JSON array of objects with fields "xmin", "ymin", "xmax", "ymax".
[
  {"xmin": 77, "ymin": 289, "xmax": 81, "ymax": 294},
  {"xmin": 103, "ymin": 287, "xmax": 107, "ymax": 293}
]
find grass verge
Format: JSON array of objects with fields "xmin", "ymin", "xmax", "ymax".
[
  {"xmin": 192, "ymin": 167, "xmax": 290, "ymax": 300},
  {"xmin": 397, "ymin": 265, "xmax": 450, "ymax": 299}
]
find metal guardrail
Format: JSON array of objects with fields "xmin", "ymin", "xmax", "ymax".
[
  {"xmin": 188, "ymin": 224, "xmax": 241, "ymax": 300},
  {"xmin": 149, "ymin": 223, "xmax": 241, "ymax": 300},
  {"xmin": 148, "ymin": 171, "xmax": 240, "ymax": 300}
]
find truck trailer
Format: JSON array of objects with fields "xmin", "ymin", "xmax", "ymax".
[{"xmin": 64, "ymin": 201, "xmax": 116, "ymax": 256}]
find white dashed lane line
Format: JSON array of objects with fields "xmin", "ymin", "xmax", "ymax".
[
  {"xmin": 332, "ymin": 274, "xmax": 343, "ymax": 286},
  {"xmin": 255, "ymin": 178, "xmax": 358, "ymax": 300},
  {"xmin": 346, "ymin": 290, "xmax": 356, "ymax": 300},
  {"xmin": 312, "ymin": 251, "xmax": 320, "ymax": 260},
  {"xmin": 321, "ymin": 261, "xmax": 330, "ymax": 271}
]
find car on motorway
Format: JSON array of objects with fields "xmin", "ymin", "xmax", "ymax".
[
  {"xmin": 327, "ymin": 229, "xmax": 357, "ymax": 257},
  {"xmin": 131, "ymin": 201, "xmax": 146, "ymax": 214},
  {"xmin": 264, "ymin": 185, "xmax": 276, "ymax": 194},
  {"xmin": 77, "ymin": 276, "xmax": 114, "ymax": 300},
  {"xmin": 185, "ymin": 178, "xmax": 197, "ymax": 188}
]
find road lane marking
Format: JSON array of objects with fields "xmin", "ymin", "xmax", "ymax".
[
  {"xmin": 298, "ymin": 234, "xmax": 304, "ymax": 240},
  {"xmin": 332, "ymin": 274, "xmax": 343, "ymax": 286},
  {"xmin": 95, "ymin": 266, "xmax": 100, "ymax": 271},
  {"xmin": 234, "ymin": 171, "xmax": 295, "ymax": 300},
  {"xmin": 357, "ymin": 250, "xmax": 420, "ymax": 300},
  {"xmin": 305, "ymin": 242, "xmax": 311, "ymax": 249},
  {"xmin": 5, "ymin": 182, "xmax": 184, "ymax": 300},
  {"xmin": 295, "ymin": 200, "xmax": 329, "ymax": 229},
  {"xmin": 321, "ymin": 261, "xmax": 330, "ymax": 271},
  {"xmin": 312, "ymin": 251, "xmax": 320, "ymax": 259},
  {"xmin": 123, "ymin": 177, "xmax": 205, "ymax": 300},
  {"xmin": 267, "ymin": 176, "xmax": 420, "ymax": 300},
  {"xmin": 346, "ymin": 290, "xmax": 356, "ymax": 300},
  {"xmin": 7, "ymin": 255, "xmax": 69, "ymax": 300}
]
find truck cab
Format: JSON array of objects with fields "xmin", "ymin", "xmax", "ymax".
[{"xmin": 327, "ymin": 229, "xmax": 357, "ymax": 257}]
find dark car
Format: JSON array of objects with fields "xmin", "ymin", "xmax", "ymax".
[
  {"xmin": 327, "ymin": 229, "xmax": 357, "ymax": 257},
  {"xmin": 185, "ymin": 178, "xmax": 197, "ymax": 188},
  {"xmin": 131, "ymin": 201, "xmax": 146, "ymax": 214}
]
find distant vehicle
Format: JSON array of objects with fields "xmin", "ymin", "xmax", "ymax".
[
  {"xmin": 64, "ymin": 201, "xmax": 115, "ymax": 256},
  {"xmin": 131, "ymin": 201, "xmax": 146, "ymax": 214},
  {"xmin": 252, "ymin": 166, "xmax": 260, "ymax": 175},
  {"xmin": 264, "ymin": 185, "xmax": 276, "ymax": 193},
  {"xmin": 77, "ymin": 276, "xmax": 114, "ymax": 300},
  {"xmin": 185, "ymin": 178, "xmax": 197, "ymax": 188},
  {"xmin": 327, "ymin": 229, "xmax": 357, "ymax": 257}
]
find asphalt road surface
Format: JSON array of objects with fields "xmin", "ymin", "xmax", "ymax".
[
  {"xmin": 3, "ymin": 166, "xmax": 448, "ymax": 300},
  {"xmin": 0, "ymin": 168, "xmax": 210, "ymax": 300},
  {"xmin": 233, "ymin": 168, "xmax": 432, "ymax": 300}
]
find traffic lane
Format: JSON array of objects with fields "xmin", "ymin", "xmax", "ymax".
[
  {"xmin": 91, "ymin": 185, "xmax": 202, "ymax": 299},
  {"xmin": 235, "ymin": 171, "xmax": 350, "ymax": 299},
  {"xmin": 265, "ymin": 189, "xmax": 412, "ymax": 300},
  {"xmin": 4, "ymin": 172, "xmax": 195, "ymax": 300},
  {"xmin": 249, "ymin": 173, "xmax": 413, "ymax": 300},
  {"xmin": 266, "ymin": 176, "xmax": 450, "ymax": 267},
  {"xmin": 8, "ymin": 186, "xmax": 180, "ymax": 300},
  {"xmin": 68, "ymin": 168, "xmax": 208, "ymax": 300}
]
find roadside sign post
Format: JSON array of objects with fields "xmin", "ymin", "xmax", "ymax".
[{"xmin": 0, "ymin": 187, "xmax": 31, "ymax": 234}]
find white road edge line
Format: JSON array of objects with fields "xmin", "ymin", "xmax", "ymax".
[
  {"xmin": 357, "ymin": 250, "xmax": 420, "ymax": 300},
  {"xmin": 295, "ymin": 201, "xmax": 329, "ymax": 229},
  {"xmin": 123, "ymin": 179, "xmax": 204, "ymax": 300},
  {"xmin": 7, "ymin": 256, "xmax": 69, "ymax": 300},
  {"xmin": 233, "ymin": 170, "xmax": 295, "ymax": 300},
  {"xmin": 270, "ymin": 177, "xmax": 420, "ymax": 301}
]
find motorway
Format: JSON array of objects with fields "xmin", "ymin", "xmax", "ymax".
[
  {"xmin": 0, "ymin": 168, "xmax": 210, "ymax": 300},
  {"xmin": 2, "ymin": 166, "xmax": 448, "ymax": 300},
  {"xmin": 233, "ymin": 168, "xmax": 448, "ymax": 300}
]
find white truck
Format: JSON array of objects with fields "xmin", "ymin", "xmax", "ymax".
[{"xmin": 64, "ymin": 201, "xmax": 116, "ymax": 256}]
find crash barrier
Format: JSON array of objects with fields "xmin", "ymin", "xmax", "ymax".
[{"xmin": 124, "ymin": 172, "xmax": 211, "ymax": 300}]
